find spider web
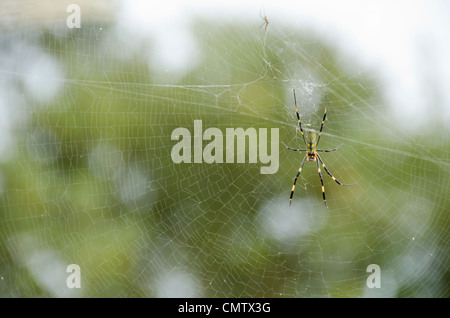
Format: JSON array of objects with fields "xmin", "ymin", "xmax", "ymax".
[{"xmin": 0, "ymin": 0, "xmax": 449, "ymax": 298}]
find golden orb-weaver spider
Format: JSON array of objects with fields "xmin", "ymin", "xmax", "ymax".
[{"xmin": 282, "ymin": 89, "xmax": 357, "ymax": 208}]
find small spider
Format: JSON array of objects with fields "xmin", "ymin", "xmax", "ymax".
[
  {"xmin": 260, "ymin": 10, "xmax": 269, "ymax": 31},
  {"xmin": 283, "ymin": 89, "xmax": 357, "ymax": 208}
]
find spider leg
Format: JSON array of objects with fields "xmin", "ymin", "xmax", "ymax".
[
  {"xmin": 316, "ymin": 143, "xmax": 343, "ymax": 152},
  {"xmin": 293, "ymin": 89, "xmax": 307, "ymax": 146},
  {"xmin": 282, "ymin": 141, "xmax": 307, "ymax": 152},
  {"xmin": 289, "ymin": 154, "xmax": 307, "ymax": 206},
  {"xmin": 316, "ymin": 155, "xmax": 327, "ymax": 208},
  {"xmin": 316, "ymin": 94, "xmax": 327, "ymax": 147},
  {"xmin": 317, "ymin": 154, "xmax": 358, "ymax": 186}
]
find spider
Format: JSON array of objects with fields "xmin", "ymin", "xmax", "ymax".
[
  {"xmin": 282, "ymin": 89, "xmax": 357, "ymax": 208},
  {"xmin": 260, "ymin": 9, "xmax": 269, "ymax": 30}
]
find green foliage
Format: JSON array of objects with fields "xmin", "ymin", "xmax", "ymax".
[{"xmin": 0, "ymin": 22, "xmax": 448, "ymax": 298}]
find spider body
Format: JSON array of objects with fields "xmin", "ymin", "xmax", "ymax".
[
  {"xmin": 283, "ymin": 89, "xmax": 357, "ymax": 208},
  {"xmin": 260, "ymin": 9, "xmax": 269, "ymax": 31},
  {"xmin": 306, "ymin": 130, "xmax": 317, "ymax": 161}
]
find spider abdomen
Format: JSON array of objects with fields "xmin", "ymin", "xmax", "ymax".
[{"xmin": 306, "ymin": 130, "xmax": 317, "ymax": 155}]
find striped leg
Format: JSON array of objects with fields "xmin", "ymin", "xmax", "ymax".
[
  {"xmin": 316, "ymin": 143, "xmax": 343, "ymax": 153},
  {"xmin": 316, "ymin": 95, "xmax": 327, "ymax": 147},
  {"xmin": 317, "ymin": 154, "xmax": 358, "ymax": 186},
  {"xmin": 289, "ymin": 155, "xmax": 307, "ymax": 206},
  {"xmin": 316, "ymin": 156, "xmax": 327, "ymax": 208},
  {"xmin": 293, "ymin": 89, "xmax": 307, "ymax": 146},
  {"xmin": 282, "ymin": 141, "xmax": 307, "ymax": 152}
]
